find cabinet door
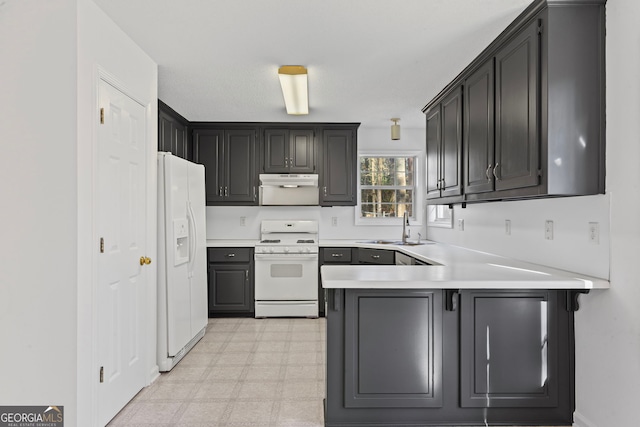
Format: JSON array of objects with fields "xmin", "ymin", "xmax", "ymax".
[
  {"xmin": 193, "ymin": 129, "xmax": 224, "ymax": 204},
  {"xmin": 356, "ymin": 248, "xmax": 395, "ymax": 265},
  {"xmin": 343, "ymin": 289, "xmax": 443, "ymax": 408},
  {"xmin": 425, "ymin": 106, "xmax": 441, "ymax": 199},
  {"xmin": 289, "ymin": 129, "xmax": 315, "ymax": 173},
  {"xmin": 440, "ymin": 86, "xmax": 463, "ymax": 198},
  {"xmin": 465, "ymin": 60, "xmax": 495, "ymax": 194},
  {"xmin": 208, "ymin": 263, "xmax": 253, "ymax": 313},
  {"xmin": 263, "ymin": 128, "xmax": 289, "ymax": 173},
  {"xmin": 321, "ymin": 129, "xmax": 356, "ymax": 205},
  {"xmin": 224, "ymin": 129, "xmax": 257, "ymax": 203},
  {"xmin": 495, "ymin": 20, "xmax": 540, "ymax": 191},
  {"xmin": 460, "ymin": 290, "xmax": 558, "ymax": 408},
  {"xmin": 159, "ymin": 110, "xmax": 188, "ymax": 159}
]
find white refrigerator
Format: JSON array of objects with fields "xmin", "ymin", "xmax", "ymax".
[{"xmin": 157, "ymin": 152, "xmax": 208, "ymax": 372}]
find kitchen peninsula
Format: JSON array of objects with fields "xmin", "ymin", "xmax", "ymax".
[{"xmin": 320, "ymin": 240, "xmax": 608, "ymax": 426}]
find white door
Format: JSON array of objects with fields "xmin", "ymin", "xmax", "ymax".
[{"xmin": 97, "ymin": 79, "xmax": 148, "ymax": 426}]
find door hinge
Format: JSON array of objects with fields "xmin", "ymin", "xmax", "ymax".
[
  {"xmin": 100, "ymin": 108, "xmax": 104, "ymax": 124},
  {"xmin": 538, "ymin": 169, "xmax": 543, "ymax": 177},
  {"xmin": 99, "ymin": 366, "xmax": 104, "ymax": 383},
  {"xmin": 99, "ymin": 237, "xmax": 104, "ymax": 253}
]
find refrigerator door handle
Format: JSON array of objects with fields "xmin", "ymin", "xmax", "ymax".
[{"xmin": 187, "ymin": 201, "xmax": 198, "ymax": 278}]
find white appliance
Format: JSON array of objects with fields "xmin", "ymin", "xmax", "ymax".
[
  {"xmin": 157, "ymin": 152, "xmax": 208, "ymax": 371},
  {"xmin": 254, "ymin": 220, "xmax": 319, "ymax": 317},
  {"xmin": 259, "ymin": 173, "xmax": 319, "ymax": 205}
]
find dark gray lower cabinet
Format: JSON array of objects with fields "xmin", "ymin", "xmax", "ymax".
[
  {"xmin": 207, "ymin": 248, "xmax": 254, "ymax": 316},
  {"xmin": 343, "ymin": 289, "xmax": 442, "ymax": 408},
  {"xmin": 325, "ymin": 288, "xmax": 574, "ymax": 426},
  {"xmin": 460, "ymin": 290, "xmax": 559, "ymax": 408}
]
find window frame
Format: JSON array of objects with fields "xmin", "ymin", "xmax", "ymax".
[{"xmin": 355, "ymin": 151, "xmax": 422, "ymax": 225}]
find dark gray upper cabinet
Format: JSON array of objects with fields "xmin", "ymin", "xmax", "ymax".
[
  {"xmin": 263, "ymin": 128, "xmax": 315, "ymax": 173},
  {"xmin": 158, "ymin": 100, "xmax": 189, "ymax": 159},
  {"xmin": 424, "ymin": 0, "xmax": 606, "ymax": 203},
  {"xmin": 426, "ymin": 86, "xmax": 463, "ymax": 201},
  {"xmin": 320, "ymin": 127, "xmax": 358, "ymax": 206},
  {"xmin": 494, "ymin": 19, "xmax": 540, "ymax": 192},
  {"xmin": 193, "ymin": 127, "xmax": 258, "ymax": 205},
  {"xmin": 464, "ymin": 60, "xmax": 495, "ymax": 195}
]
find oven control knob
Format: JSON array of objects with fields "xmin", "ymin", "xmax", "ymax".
[
  {"xmin": 284, "ymin": 247, "xmax": 290, "ymax": 253},
  {"xmin": 269, "ymin": 247, "xmax": 274, "ymax": 254},
  {"xmin": 303, "ymin": 247, "xmax": 310, "ymax": 253}
]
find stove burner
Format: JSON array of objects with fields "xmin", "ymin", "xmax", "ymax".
[
  {"xmin": 260, "ymin": 239, "xmax": 281, "ymax": 243},
  {"xmin": 297, "ymin": 239, "xmax": 315, "ymax": 244}
]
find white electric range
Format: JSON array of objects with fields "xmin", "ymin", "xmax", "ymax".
[{"xmin": 254, "ymin": 220, "xmax": 319, "ymax": 318}]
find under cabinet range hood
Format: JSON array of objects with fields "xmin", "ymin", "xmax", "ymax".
[{"xmin": 259, "ymin": 173, "xmax": 319, "ymax": 205}]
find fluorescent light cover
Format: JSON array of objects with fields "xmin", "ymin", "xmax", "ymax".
[{"xmin": 278, "ymin": 65, "xmax": 308, "ymax": 115}]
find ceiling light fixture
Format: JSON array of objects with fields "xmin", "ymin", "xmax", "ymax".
[
  {"xmin": 391, "ymin": 118, "xmax": 401, "ymax": 140},
  {"xmin": 278, "ymin": 65, "xmax": 309, "ymax": 115}
]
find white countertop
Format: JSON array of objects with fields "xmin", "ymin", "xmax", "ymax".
[
  {"xmin": 320, "ymin": 239, "xmax": 609, "ymax": 290},
  {"xmin": 206, "ymin": 238, "xmax": 610, "ymax": 290}
]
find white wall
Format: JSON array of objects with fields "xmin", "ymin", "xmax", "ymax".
[
  {"xmin": 428, "ymin": 1, "xmax": 640, "ymax": 425},
  {"xmin": 0, "ymin": 1, "xmax": 157, "ymax": 425},
  {"xmin": 573, "ymin": 0, "xmax": 640, "ymax": 425},
  {"xmin": 206, "ymin": 126, "xmax": 428, "ymax": 241},
  {"xmin": 0, "ymin": 1, "xmax": 79, "ymax": 424}
]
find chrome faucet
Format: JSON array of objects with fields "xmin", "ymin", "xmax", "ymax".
[{"xmin": 402, "ymin": 211, "xmax": 410, "ymax": 243}]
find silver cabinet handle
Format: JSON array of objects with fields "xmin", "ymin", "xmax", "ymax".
[
  {"xmin": 493, "ymin": 163, "xmax": 500, "ymax": 181},
  {"xmin": 253, "ymin": 186, "xmax": 256, "ymax": 201},
  {"xmin": 225, "ymin": 186, "xmax": 229, "ymax": 196},
  {"xmin": 226, "ymin": 253, "xmax": 235, "ymax": 257},
  {"xmin": 219, "ymin": 186, "xmax": 223, "ymax": 196},
  {"xmin": 323, "ymin": 186, "xmax": 327, "ymax": 196},
  {"xmin": 331, "ymin": 253, "xmax": 344, "ymax": 258},
  {"xmin": 485, "ymin": 164, "xmax": 492, "ymax": 182},
  {"xmin": 371, "ymin": 255, "xmax": 380, "ymax": 259},
  {"xmin": 245, "ymin": 270, "xmax": 249, "ymax": 281}
]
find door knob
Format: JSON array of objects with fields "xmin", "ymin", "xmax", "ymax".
[{"xmin": 140, "ymin": 256, "xmax": 152, "ymax": 266}]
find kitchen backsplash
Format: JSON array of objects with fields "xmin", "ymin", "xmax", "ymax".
[
  {"xmin": 427, "ymin": 194, "xmax": 610, "ymax": 279},
  {"xmin": 206, "ymin": 205, "xmax": 427, "ymax": 241}
]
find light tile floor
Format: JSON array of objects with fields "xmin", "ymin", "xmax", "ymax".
[
  {"xmin": 108, "ymin": 317, "xmax": 557, "ymax": 427},
  {"xmin": 108, "ymin": 317, "xmax": 325, "ymax": 427}
]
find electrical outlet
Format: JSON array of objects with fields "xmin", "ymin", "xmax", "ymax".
[
  {"xmin": 505, "ymin": 219, "xmax": 511, "ymax": 236},
  {"xmin": 458, "ymin": 218, "xmax": 464, "ymax": 231},
  {"xmin": 331, "ymin": 216, "xmax": 338, "ymax": 227},
  {"xmin": 545, "ymin": 220, "xmax": 554, "ymax": 240},
  {"xmin": 240, "ymin": 216, "xmax": 246, "ymax": 227},
  {"xmin": 588, "ymin": 222, "xmax": 599, "ymax": 244}
]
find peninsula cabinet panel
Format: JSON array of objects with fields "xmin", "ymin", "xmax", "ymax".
[
  {"xmin": 459, "ymin": 290, "xmax": 560, "ymax": 408},
  {"xmin": 343, "ymin": 289, "xmax": 443, "ymax": 408}
]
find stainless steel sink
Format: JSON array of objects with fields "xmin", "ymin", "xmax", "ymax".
[{"xmin": 358, "ymin": 240, "xmax": 430, "ymax": 246}]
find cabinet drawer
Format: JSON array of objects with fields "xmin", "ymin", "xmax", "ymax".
[
  {"xmin": 322, "ymin": 248, "xmax": 352, "ymax": 263},
  {"xmin": 208, "ymin": 247, "xmax": 253, "ymax": 263},
  {"xmin": 357, "ymin": 248, "xmax": 395, "ymax": 265}
]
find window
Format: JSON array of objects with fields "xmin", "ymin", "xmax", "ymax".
[{"xmin": 359, "ymin": 156, "xmax": 416, "ymax": 220}]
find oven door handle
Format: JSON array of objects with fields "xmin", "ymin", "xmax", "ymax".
[{"xmin": 254, "ymin": 253, "xmax": 318, "ymax": 261}]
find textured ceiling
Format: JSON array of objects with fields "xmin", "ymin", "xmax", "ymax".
[{"xmin": 93, "ymin": 0, "xmax": 531, "ymax": 129}]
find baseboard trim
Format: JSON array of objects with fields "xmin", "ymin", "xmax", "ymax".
[{"xmin": 574, "ymin": 411, "xmax": 598, "ymax": 427}]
